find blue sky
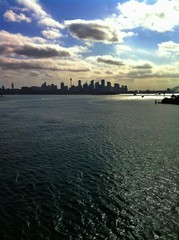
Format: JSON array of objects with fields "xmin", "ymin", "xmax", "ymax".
[{"xmin": 0, "ymin": 0, "xmax": 179, "ymax": 90}]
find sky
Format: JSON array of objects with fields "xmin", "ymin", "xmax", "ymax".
[{"xmin": 0, "ymin": 0, "xmax": 179, "ymax": 90}]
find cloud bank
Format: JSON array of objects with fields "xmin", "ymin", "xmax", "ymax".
[{"xmin": 0, "ymin": 31, "xmax": 70, "ymax": 58}]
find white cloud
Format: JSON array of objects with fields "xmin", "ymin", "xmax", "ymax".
[
  {"xmin": 0, "ymin": 30, "xmax": 46, "ymax": 45},
  {"xmin": 67, "ymin": 45, "xmax": 91, "ymax": 56},
  {"xmin": 39, "ymin": 17, "xmax": 64, "ymax": 29},
  {"xmin": 115, "ymin": 45, "xmax": 132, "ymax": 54},
  {"xmin": 3, "ymin": 10, "xmax": 31, "ymax": 23},
  {"xmin": 41, "ymin": 29, "xmax": 61, "ymax": 39},
  {"xmin": 16, "ymin": 0, "xmax": 47, "ymax": 18},
  {"xmin": 157, "ymin": 41, "xmax": 179, "ymax": 58},
  {"xmin": 16, "ymin": 0, "xmax": 64, "ymax": 29},
  {"xmin": 116, "ymin": 0, "xmax": 179, "ymax": 32}
]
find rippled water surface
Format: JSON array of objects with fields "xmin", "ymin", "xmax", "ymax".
[{"xmin": 0, "ymin": 95, "xmax": 179, "ymax": 240}]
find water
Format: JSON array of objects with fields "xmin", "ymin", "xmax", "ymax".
[{"xmin": 0, "ymin": 94, "xmax": 178, "ymax": 240}]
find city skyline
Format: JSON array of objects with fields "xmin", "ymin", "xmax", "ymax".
[
  {"xmin": 1, "ymin": 79, "xmax": 128, "ymax": 95},
  {"xmin": 0, "ymin": 0, "xmax": 179, "ymax": 90}
]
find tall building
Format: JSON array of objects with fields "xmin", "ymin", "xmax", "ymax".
[
  {"xmin": 107, "ymin": 81, "xmax": 111, "ymax": 87},
  {"xmin": 114, "ymin": 83, "xmax": 120, "ymax": 93},
  {"xmin": 89, "ymin": 80, "xmax": 94, "ymax": 92},
  {"xmin": 95, "ymin": 82, "xmax": 100, "ymax": 92},
  {"xmin": 107, "ymin": 81, "xmax": 112, "ymax": 92},
  {"xmin": 61, "ymin": 82, "xmax": 65, "ymax": 89},
  {"xmin": 78, "ymin": 80, "xmax": 81, "ymax": 87},
  {"xmin": 101, "ymin": 79, "xmax": 105, "ymax": 87},
  {"xmin": 90, "ymin": 80, "xmax": 94, "ymax": 86}
]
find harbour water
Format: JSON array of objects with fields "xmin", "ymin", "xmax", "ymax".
[{"xmin": 0, "ymin": 94, "xmax": 178, "ymax": 240}]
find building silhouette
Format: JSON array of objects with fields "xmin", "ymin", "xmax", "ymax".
[{"xmin": 0, "ymin": 79, "xmax": 128, "ymax": 95}]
